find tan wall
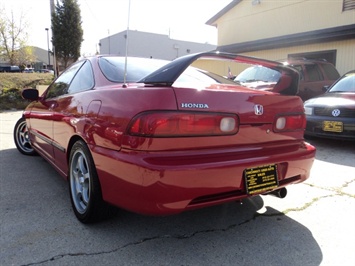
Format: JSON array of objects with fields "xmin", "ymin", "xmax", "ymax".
[
  {"xmin": 217, "ymin": 0, "xmax": 355, "ymax": 45},
  {"xmin": 242, "ymin": 39, "xmax": 355, "ymax": 75},
  {"xmin": 193, "ymin": 39, "xmax": 355, "ymax": 77},
  {"xmin": 36, "ymin": 85, "xmax": 48, "ymax": 96},
  {"xmin": 192, "ymin": 59, "xmax": 251, "ymax": 78}
]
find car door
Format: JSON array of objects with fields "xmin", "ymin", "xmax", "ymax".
[
  {"xmin": 28, "ymin": 62, "xmax": 85, "ymax": 165},
  {"xmin": 298, "ymin": 64, "xmax": 325, "ymax": 101},
  {"xmin": 51, "ymin": 60, "xmax": 95, "ymax": 175}
]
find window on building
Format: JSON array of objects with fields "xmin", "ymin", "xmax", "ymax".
[
  {"xmin": 343, "ymin": 0, "xmax": 355, "ymax": 11},
  {"xmin": 289, "ymin": 50, "xmax": 337, "ymax": 66}
]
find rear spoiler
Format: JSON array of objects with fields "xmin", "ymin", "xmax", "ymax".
[{"xmin": 139, "ymin": 51, "xmax": 299, "ymax": 96}]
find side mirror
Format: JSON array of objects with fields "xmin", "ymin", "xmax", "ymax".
[
  {"xmin": 322, "ymin": 85, "xmax": 329, "ymax": 92},
  {"xmin": 22, "ymin": 88, "xmax": 39, "ymax": 101}
]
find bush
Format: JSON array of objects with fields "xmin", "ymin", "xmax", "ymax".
[
  {"xmin": 0, "ymin": 73, "xmax": 54, "ymax": 111},
  {"xmin": 0, "ymin": 88, "xmax": 31, "ymax": 110}
]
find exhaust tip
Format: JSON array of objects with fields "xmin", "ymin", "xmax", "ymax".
[{"xmin": 266, "ymin": 187, "xmax": 287, "ymax": 198}]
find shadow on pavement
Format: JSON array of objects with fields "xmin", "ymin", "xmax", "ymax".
[{"xmin": 1, "ymin": 148, "xmax": 323, "ymax": 265}]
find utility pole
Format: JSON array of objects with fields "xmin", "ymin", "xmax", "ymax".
[
  {"xmin": 45, "ymin": 28, "xmax": 50, "ymax": 68},
  {"xmin": 49, "ymin": 0, "xmax": 57, "ymax": 77}
]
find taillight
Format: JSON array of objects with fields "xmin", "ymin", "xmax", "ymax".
[
  {"xmin": 128, "ymin": 111, "xmax": 239, "ymax": 137},
  {"xmin": 273, "ymin": 114, "xmax": 306, "ymax": 132}
]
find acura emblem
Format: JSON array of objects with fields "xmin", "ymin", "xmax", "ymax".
[
  {"xmin": 254, "ymin": 104, "xmax": 264, "ymax": 115},
  {"xmin": 332, "ymin": 109, "xmax": 340, "ymax": 117}
]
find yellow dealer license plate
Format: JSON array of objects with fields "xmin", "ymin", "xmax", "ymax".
[
  {"xmin": 244, "ymin": 164, "xmax": 279, "ymax": 195},
  {"xmin": 323, "ymin": 121, "xmax": 343, "ymax": 133}
]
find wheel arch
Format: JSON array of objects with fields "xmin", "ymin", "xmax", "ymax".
[
  {"xmin": 66, "ymin": 135, "xmax": 87, "ymax": 164},
  {"xmin": 13, "ymin": 116, "xmax": 37, "ymax": 156},
  {"xmin": 67, "ymin": 136, "xmax": 112, "ymax": 223}
]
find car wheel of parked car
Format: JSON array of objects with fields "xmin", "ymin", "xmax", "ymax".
[
  {"xmin": 13, "ymin": 117, "xmax": 36, "ymax": 155},
  {"xmin": 69, "ymin": 140, "xmax": 110, "ymax": 223}
]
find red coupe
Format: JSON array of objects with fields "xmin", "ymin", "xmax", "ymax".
[{"xmin": 14, "ymin": 52, "xmax": 316, "ymax": 223}]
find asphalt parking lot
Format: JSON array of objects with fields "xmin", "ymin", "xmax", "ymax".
[{"xmin": 1, "ymin": 111, "xmax": 354, "ymax": 266}]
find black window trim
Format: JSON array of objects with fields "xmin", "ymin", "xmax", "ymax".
[{"xmin": 343, "ymin": 0, "xmax": 355, "ymax": 11}]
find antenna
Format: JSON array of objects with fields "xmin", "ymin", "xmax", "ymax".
[{"xmin": 123, "ymin": 0, "xmax": 131, "ymax": 88}]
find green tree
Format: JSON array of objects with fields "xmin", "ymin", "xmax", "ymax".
[
  {"xmin": 52, "ymin": 0, "xmax": 83, "ymax": 69},
  {"xmin": 0, "ymin": 6, "xmax": 33, "ymax": 66}
]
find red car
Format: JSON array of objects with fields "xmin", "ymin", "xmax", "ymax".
[
  {"xmin": 234, "ymin": 59, "xmax": 340, "ymax": 102},
  {"xmin": 13, "ymin": 52, "xmax": 316, "ymax": 223}
]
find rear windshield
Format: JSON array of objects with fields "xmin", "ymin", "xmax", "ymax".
[
  {"xmin": 235, "ymin": 66, "xmax": 281, "ymax": 83},
  {"xmin": 99, "ymin": 57, "xmax": 168, "ymax": 82},
  {"xmin": 175, "ymin": 67, "xmax": 236, "ymax": 86},
  {"xmin": 99, "ymin": 56, "xmax": 236, "ymax": 85}
]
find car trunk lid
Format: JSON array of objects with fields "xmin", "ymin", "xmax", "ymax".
[{"xmin": 174, "ymin": 84, "xmax": 304, "ymax": 125}]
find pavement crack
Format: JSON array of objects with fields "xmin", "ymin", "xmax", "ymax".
[
  {"xmin": 304, "ymin": 179, "xmax": 355, "ymax": 198},
  {"xmin": 21, "ymin": 219, "xmax": 260, "ymax": 265},
  {"xmin": 22, "ymin": 179, "xmax": 355, "ymax": 266},
  {"xmin": 282, "ymin": 194, "xmax": 335, "ymax": 214}
]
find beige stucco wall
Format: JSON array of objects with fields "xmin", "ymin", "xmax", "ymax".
[
  {"xmin": 193, "ymin": 39, "xmax": 355, "ymax": 77},
  {"xmin": 36, "ymin": 85, "xmax": 48, "ymax": 96},
  {"xmin": 217, "ymin": 0, "xmax": 355, "ymax": 46},
  {"xmin": 200, "ymin": 0, "xmax": 355, "ymax": 77},
  {"xmin": 193, "ymin": 58, "xmax": 267, "ymax": 80},
  {"xmin": 241, "ymin": 39, "xmax": 355, "ymax": 75}
]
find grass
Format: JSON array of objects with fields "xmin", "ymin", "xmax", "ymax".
[{"xmin": 0, "ymin": 73, "xmax": 54, "ymax": 111}]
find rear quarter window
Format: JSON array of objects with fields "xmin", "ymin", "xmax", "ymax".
[
  {"xmin": 68, "ymin": 61, "xmax": 94, "ymax": 94},
  {"xmin": 291, "ymin": 65, "xmax": 304, "ymax": 80},
  {"xmin": 98, "ymin": 57, "xmax": 167, "ymax": 83},
  {"xmin": 321, "ymin": 64, "xmax": 340, "ymax": 80}
]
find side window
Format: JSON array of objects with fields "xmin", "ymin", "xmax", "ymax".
[
  {"xmin": 321, "ymin": 64, "xmax": 340, "ymax": 80},
  {"xmin": 46, "ymin": 61, "xmax": 85, "ymax": 99},
  {"xmin": 291, "ymin": 65, "xmax": 304, "ymax": 81},
  {"xmin": 304, "ymin": 64, "xmax": 323, "ymax": 81},
  {"xmin": 68, "ymin": 61, "xmax": 94, "ymax": 94}
]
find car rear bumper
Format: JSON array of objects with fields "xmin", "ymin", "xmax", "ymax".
[
  {"xmin": 92, "ymin": 141, "xmax": 316, "ymax": 215},
  {"xmin": 305, "ymin": 116, "xmax": 355, "ymax": 140}
]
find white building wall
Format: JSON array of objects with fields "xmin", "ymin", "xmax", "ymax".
[{"xmin": 99, "ymin": 30, "xmax": 216, "ymax": 60}]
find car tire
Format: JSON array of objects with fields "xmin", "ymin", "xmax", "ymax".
[
  {"xmin": 69, "ymin": 140, "xmax": 113, "ymax": 223},
  {"xmin": 13, "ymin": 117, "xmax": 37, "ymax": 155}
]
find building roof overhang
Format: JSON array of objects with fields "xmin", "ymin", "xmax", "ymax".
[{"xmin": 206, "ymin": 0, "xmax": 241, "ymax": 26}]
